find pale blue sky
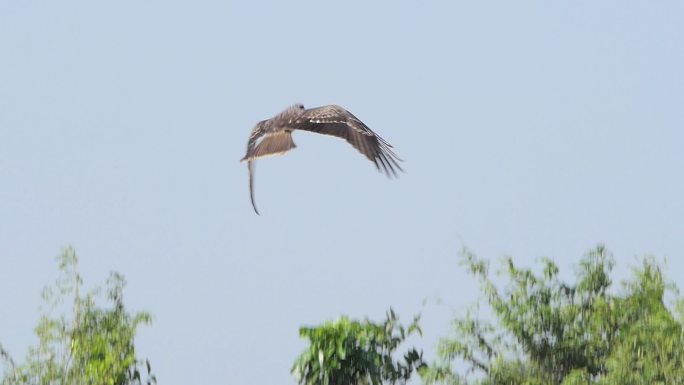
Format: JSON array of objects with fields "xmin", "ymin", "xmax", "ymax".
[{"xmin": 1, "ymin": 1, "xmax": 683, "ymax": 384}]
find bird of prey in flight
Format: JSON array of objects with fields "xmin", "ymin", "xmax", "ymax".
[{"xmin": 241, "ymin": 104, "xmax": 402, "ymax": 214}]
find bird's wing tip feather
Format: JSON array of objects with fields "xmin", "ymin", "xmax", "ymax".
[{"xmin": 248, "ymin": 160, "xmax": 260, "ymax": 215}]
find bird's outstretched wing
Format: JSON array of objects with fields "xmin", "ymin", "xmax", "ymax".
[
  {"xmin": 241, "ymin": 131, "xmax": 296, "ymax": 161},
  {"xmin": 294, "ymin": 105, "xmax": 402, "ymax": 176},
  {"xmin": 247, "ymin": 160, "xmax": 259, "ymax": 215},
  {"xmin": 241, "ymin": 122, "xmax": 297, "ymax": 162},
  {"xmin": 241, "ymin": 120, "xmax": 299, "ymax": 215}
]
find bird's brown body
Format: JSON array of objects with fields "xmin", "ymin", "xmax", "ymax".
[{"xmin": 241, "ymin": 104, "xmax": 402, "ymax": 214}]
